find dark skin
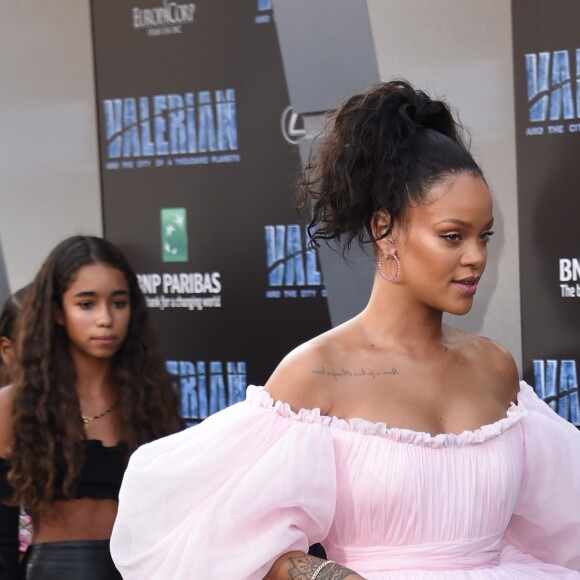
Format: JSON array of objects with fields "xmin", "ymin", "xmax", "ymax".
[
  {"xmin": 266, "ymin": 552, "xmax": 363, "ymax": 580},
  {"xmin": 263, "ymin": 175, "xmax": 519, "ymax": 578}
]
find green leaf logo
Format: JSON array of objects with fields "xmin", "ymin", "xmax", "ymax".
[{"xmin": 161, "ymin": 208, "xmax": 188, "ymax": 263}]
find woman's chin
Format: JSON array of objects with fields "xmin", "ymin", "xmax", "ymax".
[{"xmin": 445, "ymin": 302, "xmax": 474, "ymax": 317}]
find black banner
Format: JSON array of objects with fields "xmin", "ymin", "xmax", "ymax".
[
  {"xmin": 91, "ymin": 0, "xmax": 331, "ymax": 423},
  {"xmin": 512, "ymin": 0, "xmax": 580, "ymax": 425}
]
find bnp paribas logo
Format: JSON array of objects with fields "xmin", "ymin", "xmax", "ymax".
[{"xmin": 161, "ymin": 208, "xmax": 188, "ymax": 262}]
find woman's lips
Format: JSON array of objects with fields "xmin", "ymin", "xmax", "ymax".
[
  {"xmin": 452, "ymin": 277, "xmax": 480, "ymax": 296},
  {"xmin": 92, "ymin": 336, "xmax": 117, "ymax": 345}
]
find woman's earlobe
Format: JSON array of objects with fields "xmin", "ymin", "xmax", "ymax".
[{"xmin": 371, "ymin": 210, "xmax": 393, "ymax": 240}]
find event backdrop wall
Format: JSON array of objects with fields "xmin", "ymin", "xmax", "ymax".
[
  {"xmin": 1, "ymin": 1, "xmax": 526, "ymax": 378},
  {"xmin": 89, "ymin": 0, "xmax": 579, "ymax": 428},
  {"xmin": 91, "ymin": 0, "xmax": 332, "ymax": 424},
  {"xmin": 0, "ymin": 1, "xmax": 576, "ymax": 427},
  {"xmin": 512, "ymin": 0, "xmax": 580, "ymax": 425}
]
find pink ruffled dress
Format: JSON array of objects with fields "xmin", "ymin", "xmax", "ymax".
[{"xmin": 111, "ymin": 382, "xmax": 580, "ymax": 579}]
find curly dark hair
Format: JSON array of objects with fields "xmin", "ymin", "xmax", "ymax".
[
  {"xmin": 297, "ymin": 80, "xmax": 485, "ymax": 252},
  {"xmin": 7, "ymin": 236, "xmax": 183, "ymax": 515},
  {"xmin": 0, "ymin": 286, "xmax": 28, "ymax": 386}
]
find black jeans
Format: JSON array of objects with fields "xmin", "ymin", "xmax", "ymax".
[{"xmin": 22, "ymin": 540, "xmax": 121, "ymax": 580}]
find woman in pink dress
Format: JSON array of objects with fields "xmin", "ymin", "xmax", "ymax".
[{"xmin": 110, "ymin": 81, "xmax": 580, "ymax": 579}]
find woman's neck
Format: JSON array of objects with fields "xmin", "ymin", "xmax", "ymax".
[
  {"xmin": 359, "ymin": 282, "xmax": 446, "ymax": 355},
  {"xmin": 71, "ymin": 351, "xmax": 114, "ymax": 400}
]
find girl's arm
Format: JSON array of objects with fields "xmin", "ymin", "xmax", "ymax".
[{"xmin": 266, "ymin": 551, "xmax": 364, "ymax": 580}]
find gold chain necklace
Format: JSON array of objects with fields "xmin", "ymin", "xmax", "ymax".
[{"xmin": 81, "ymin": 399, "xmax": 118, "ymax": 426}]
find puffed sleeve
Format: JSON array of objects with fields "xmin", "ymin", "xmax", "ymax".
[
  {"xmin": 505, "ymin": 382, "xmax": 580, "ymax": 570},
  {"xmin": 110, "ymin": 387, "xmax": 336, "ymax": 580}
]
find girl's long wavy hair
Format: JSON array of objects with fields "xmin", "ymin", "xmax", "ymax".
[{"xmin": 7, "ymin": 236, "xmax": 183, "ymax": 516}]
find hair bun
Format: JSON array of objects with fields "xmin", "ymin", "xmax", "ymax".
[
  {"xmin": 398, "ymin": 102, "xmax": 419, "ymax": 130},
  {"xmin": 396, "ymin": 85, "xmax": 456, "ymax": 139}
]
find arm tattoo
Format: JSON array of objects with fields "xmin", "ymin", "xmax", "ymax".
[
  {"xmin": 286, "ymin": 556, "xmax": 359, "ymax": 579},
  {"xmin": 317, "ymin": 566, "xmax": 355, "ymax": 580}
]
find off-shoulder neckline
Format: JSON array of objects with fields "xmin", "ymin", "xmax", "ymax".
[{"xmin": 245, "ymin": 381, "xmax": 534, "ymax": 448}]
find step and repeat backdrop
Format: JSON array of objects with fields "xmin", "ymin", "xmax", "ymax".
[
  {"xmin": 513, "ymin": 0, "xmax": 579, "ymax": 426},
  {"xmin": 91, "ymin": 0, "xmax": 331, "ymax": 425},
  {"xmin": 92, "ymin": 0, "xmax": 579, "ymax": 427}
]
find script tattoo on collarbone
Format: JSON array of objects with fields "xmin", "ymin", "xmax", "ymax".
[{"xmin": 312, "ymin": 366, "xmax": 400, "ymax": 381}]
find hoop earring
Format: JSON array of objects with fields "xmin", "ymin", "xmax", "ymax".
[{"xmin": 376, "ymin": 251, "xmax": 400, "ymax": 283}]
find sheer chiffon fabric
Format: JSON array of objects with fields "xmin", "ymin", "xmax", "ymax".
[{"xmin": 111, "ymin": 382, "xmax": 580, "ymax": 579}]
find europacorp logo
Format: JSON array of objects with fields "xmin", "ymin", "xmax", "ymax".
[
  {"xmin": 132, "ymin": 0, "xmax": 196, "ymax": 37},
  {"xmin": 161, "ymin": 208, "xmax": 188, "ymax": 262},
  {"xmin": 525, "ymin": 48, "xmax": 580, "ymax": 136}
]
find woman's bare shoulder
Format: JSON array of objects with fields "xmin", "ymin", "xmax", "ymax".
[
  {"xmin": 446, "ymin": 326, "xmax": 520, "ymax": 404},
  {"xmin": 265, "ymin": 329, "xmax": 348, "ymax": 415},
  {"xmin": 0, "ymin": 385, "xmax": 15, "ymax": 457}
]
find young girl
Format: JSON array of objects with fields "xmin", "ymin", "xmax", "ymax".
[
  {"xmin": 0, "ymin": 235, "xmax": 183, "ymax": 579},
  {"xmin": 111, "ymin": 81, "xmax": 580, "ymax": 579}
]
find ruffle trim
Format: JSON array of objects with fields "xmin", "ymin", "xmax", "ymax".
[{"xmin": 245, "ymin": 381, "xmax": 535, "ymax": 448}]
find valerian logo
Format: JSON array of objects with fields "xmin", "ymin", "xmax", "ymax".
[
  {"xmin": 534, "ymin": 359, "xmax": 579, "ymax": 426},
  {"xmin": 167, "ymin": 360, "xmax": 247, "ymax": 423},
  {"xmin": 524, "ymin": 49, "xmax": 580, "ymax": 136},
  {"xmin": 102, "ymin": 89, "xmax": 239, "ymax": 169},
  {"xmin": 132, "ymin": 0, "xmax": 196, "ymax": 36},
  {"xmin": 265, "ymin": 224, "xmax": 327, "ymax": 299},
  {"xmin": 255, "ymin": 0, "xmax": 272, "ymax": 24}
]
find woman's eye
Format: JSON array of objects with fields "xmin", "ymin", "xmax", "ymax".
[
  {"xmin": 442, "ymin": 233, "xmax": 461, "ymax": 242},
  {"xmin": 79, "ymin": 302, "xmax": 93, "ymax": 310},
  {"xmin": 113, "ymin": 301, "xmax": 128, "ymax": 309},
  {"xmin": 481, "ymin": 230, "xmax": 495, "ymax": 243}
]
